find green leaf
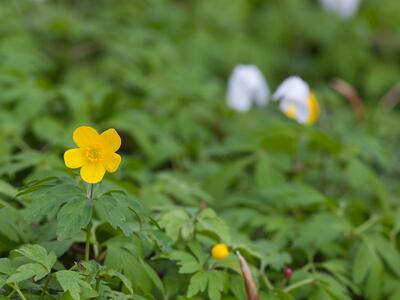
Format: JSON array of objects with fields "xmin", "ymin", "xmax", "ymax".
[
  {"xmin": 196, "ymin": 208, "xmax": 231, "ymax": 242},
  {"xmin": 0, "ymin": 207, "xmax": 32, "ymax": 243},
  {"xmin": 255, "ymin": 154, "xmax": 285, "ymax": 189},
  {"xmin": 187, "ymin": 271, "xmax": 208, "ymax": 297},
  {"xmin": 139, "ymin": 258, "xmax": 165, "ymax": 295},
  {"xmin": 206, "ymin": 270, "xmax": 226, "ymax": 300},
  {"xmin": 267, "ymin": 290, "xmax": 295, "ymax": 300},
  {"xmin": 95, "ymin": 195, "xmax": 134, "ymax": 236},
  {"xmin": 259, "ymin": 183, "xmax": 325, "ymax": 207},
  {"xmin": 0, "ymin": 258, "xmax": 15, "ymax": 275},
  {"xmin": 353, "ymin": 241, "xmax": 372, "ymax": 284},
  {"xmin": 56, "ymin": 270, "xmax": 96, "ymax": 300},
  {"xmin": 204, "ymin": 157, "xmax": 254, "ymax": 199},
  {"xmin": 369, "ymin": 235, "xmax": 400, "ymax": 276},
  {"xmin": 101, "ymin": 269, "xmax": 133, "ymax": 295},
  {"xmin": 15, "ymin": 244, "xmax": 56, "ymax": 271},
  {"xmin": 57, "ymin": 197, "xmax": 92, "ymax": 240},
  {"xmin": 169, "ymin": 251, "xmax": 202, "ymax": 274},
  {"xmin": 23, "ymin": 182, "xmax": 83, "ymax": 223},
  {"xmin": 159, "ymin": 209, "xmax": 190, "ymax": 242},
  {"xmin": 186, "ymin": 270, "xmax": 226, "ymax": 300},
  {"xmin": 0, "ymin": 180, "xmax": 17, "ymax": 198},
  {"xmin": 7, "ymin": 263, "xmax": 48, "ymax": 283},
  {"xmin": 104, "ymin": 235, "xmax": 161, "ymax": 295}
]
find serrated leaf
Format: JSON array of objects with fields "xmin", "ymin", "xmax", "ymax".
[
  {"xmin": 196, "ymin": 208, "xmax": 230, "ymax": 242},
  {"xmin": 159, "ymin": 209, "xmax": 189, "ymax": 242},
  {"xmin": 170, "ymin": 251, "xmax": 202, "ymax": 274},
  {"xmin": 207, "ymin": 270, "xmax": 226, "ymax": 300},
  {"xmin": 57, "ymin": 197, "xmax": 92, "ymax": 240},
  {"xmin": 95, "ymin": 195, "xmax": 134, "ymax": 236},
  {"xmin": 187, "ymin": 271, "xmax": 208, "ymax": 297},
  {"xmin": 56, "ymin": 270, "xmax": 96, "ymax": 300},
  {"xmin": 7, "ymin": 263, "xmax": 48, "ymax": 283},
  {"xmin": 16, "ymin": 244, "xmax": 56, "ymax": 271},
  {"xmin": 22, "ymin": 182, "xmax": 83, "ymax": 223}
]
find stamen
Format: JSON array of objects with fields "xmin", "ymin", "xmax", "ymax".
[{"xmin": 85, "ymin": 147, "xmax": 102, "ymax": 162}]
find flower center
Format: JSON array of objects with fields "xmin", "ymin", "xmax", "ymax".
[{"xmin": 85, "ymin": 147, "xmax": 102, "ymax": 163}]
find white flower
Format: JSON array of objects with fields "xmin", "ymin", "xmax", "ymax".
[
  {"xmin": 320, "ymin": 0, "xmax": 361, "ymax": 19},
  {"xmin": 227, "ymin": 65, "xmax": 270, "ymax": 112},
  {"xmin": 273, "ymin": 76, "xmax": 319, "ymax": 125}
]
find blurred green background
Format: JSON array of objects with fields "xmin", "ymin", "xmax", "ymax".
[{"xmin": 1, "ymin": 0, "xmax": 400, "ymax": 299}]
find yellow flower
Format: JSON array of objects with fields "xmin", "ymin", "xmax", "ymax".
[
  {"xmin": 64, "ymin": 126, "xmax": 122, "ymax": 184},
  {"xmin": 211, "ymin": 243, "xmax": 229, "ymax": 260}
]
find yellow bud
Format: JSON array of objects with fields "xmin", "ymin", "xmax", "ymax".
[{"xmin": 211, "ymin": 243, "xmax": 229, "ymax": 260}]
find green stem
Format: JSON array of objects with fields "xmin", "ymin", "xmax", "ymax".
[
  {"xmin": 353, "ymin": 215, "xmax": 379, "ymax": 236},
  {"xmin": 7, "ymin": 288, "xmax": 16, "ymax": 298},
  {"xmin": 40, "ymin": 274, "xmax": 51, "ymax": 299},
  {"xmin": 284, "ymin": 278, "xmax": 316, "ymax": 293},
  {"xmin": 85, "ymin": 184, "xmax": 94, "ymax": 261},
  {"xmin": 259, "ymin": 269, "xmax": 273, "ymax": 290},
  {"xmin": 95, "ymin": 275, "xmax": 101, "ymax": 294},
  {"xmin": 259, "ymin": 266, "xmax": 274, "ymax": 290},
  {"xmin": 13, "ymin": 283, "xmax": 27, "ymax": 300}
]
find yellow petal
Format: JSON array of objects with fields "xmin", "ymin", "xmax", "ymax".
[
  {"xmin": 64, "ymin": 148, "xmax": 87, "ymax": 169},
  {"xmin": 80, "ymin": 163, "xmax": 106, "ymax": 184},
  {"xmin": 306, "ymin": 92, "xmax": 320, "ymax": 125},
  {"xmin": 103, "ymin": 153, "xmax": 121, "ymax": 173},
  {"xmin": 100, "ymin": 128, "xmax": 121, "ymax": 153},
  {"xmin": 73, "ymin": 126, "xmax": 100, "ymax": 148}
]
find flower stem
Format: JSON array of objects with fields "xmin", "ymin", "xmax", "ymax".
[
  {"xmin": 40, "ymin": 274, "xmax": 51, "ymax": 300},
  {"xmin": 85, "ymin": 184, "xmax": 94, "ymax": 261},
  {"xmin": 259, "ymin": 268, "xmax": 273, "ymax": 290},
  {"xmin": 353, "ymin": 215, "xmax": 379, "ymax": 236},
  {"xmin": 13, "ymin": 283, "xmax": 27, "ymax": 300}
]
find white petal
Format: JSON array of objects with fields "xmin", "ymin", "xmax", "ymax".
[
  {"xmin": 320, "ymin": 0, "xmax": 361, "ymax": 19},
  {"xmin": 280, "ymin": 99, "xmax": 309, "ymax": 124},
  {"xmin": 272, "ymin": 76, "xmax": 309, "ymax": 105},
  {"xmin": 227, "ymin": 65, "xmax": 270, "ymax": 112},
  {"xmin": 295, "ymin": 103, "xmax": 310, "ymax": 124}
]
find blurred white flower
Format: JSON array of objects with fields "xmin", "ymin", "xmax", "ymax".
[
  {"xmin": 273, "ymin": 76, "xmax": 319, "ymax": 125},
  {"xmin": 320, "ymin": 0, "xmax": 361, "ymax": 19},
  {"xmin": 227, "ymin": 65, "xmax": 270, "ymax": 112}
]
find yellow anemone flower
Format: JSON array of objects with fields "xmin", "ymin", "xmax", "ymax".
[
  {"xmin": 211, "ymin": 243, "xmax": 229, "ymax": 260},
  {"xmin": 64, "ymin": 126, "xmax": 122, "ymax": 184}
]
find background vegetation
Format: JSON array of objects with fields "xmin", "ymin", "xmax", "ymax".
[{"xmin": 1, "ymin": 0, "xmax": 400, "ymax": 299}]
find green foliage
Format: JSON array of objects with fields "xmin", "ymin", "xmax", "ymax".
[{"xmin": 0, "ymin": 0, "xmax": 399, "ymax": 299}]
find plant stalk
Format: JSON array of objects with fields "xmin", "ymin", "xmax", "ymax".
[
  {"xmin": 40, "ymin": 274, "xmax": 51, "ymax": 300},
  {"xmin": 85, "ymin": 184, "xmax": 94, "ymax": 261},
  {"xmin": 13, "ymin": 283, "xmax": 27, "ymax": 300},
  {"xmin": 284, "ymin": 278, "xmax": 316, "ymax": 293}
]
